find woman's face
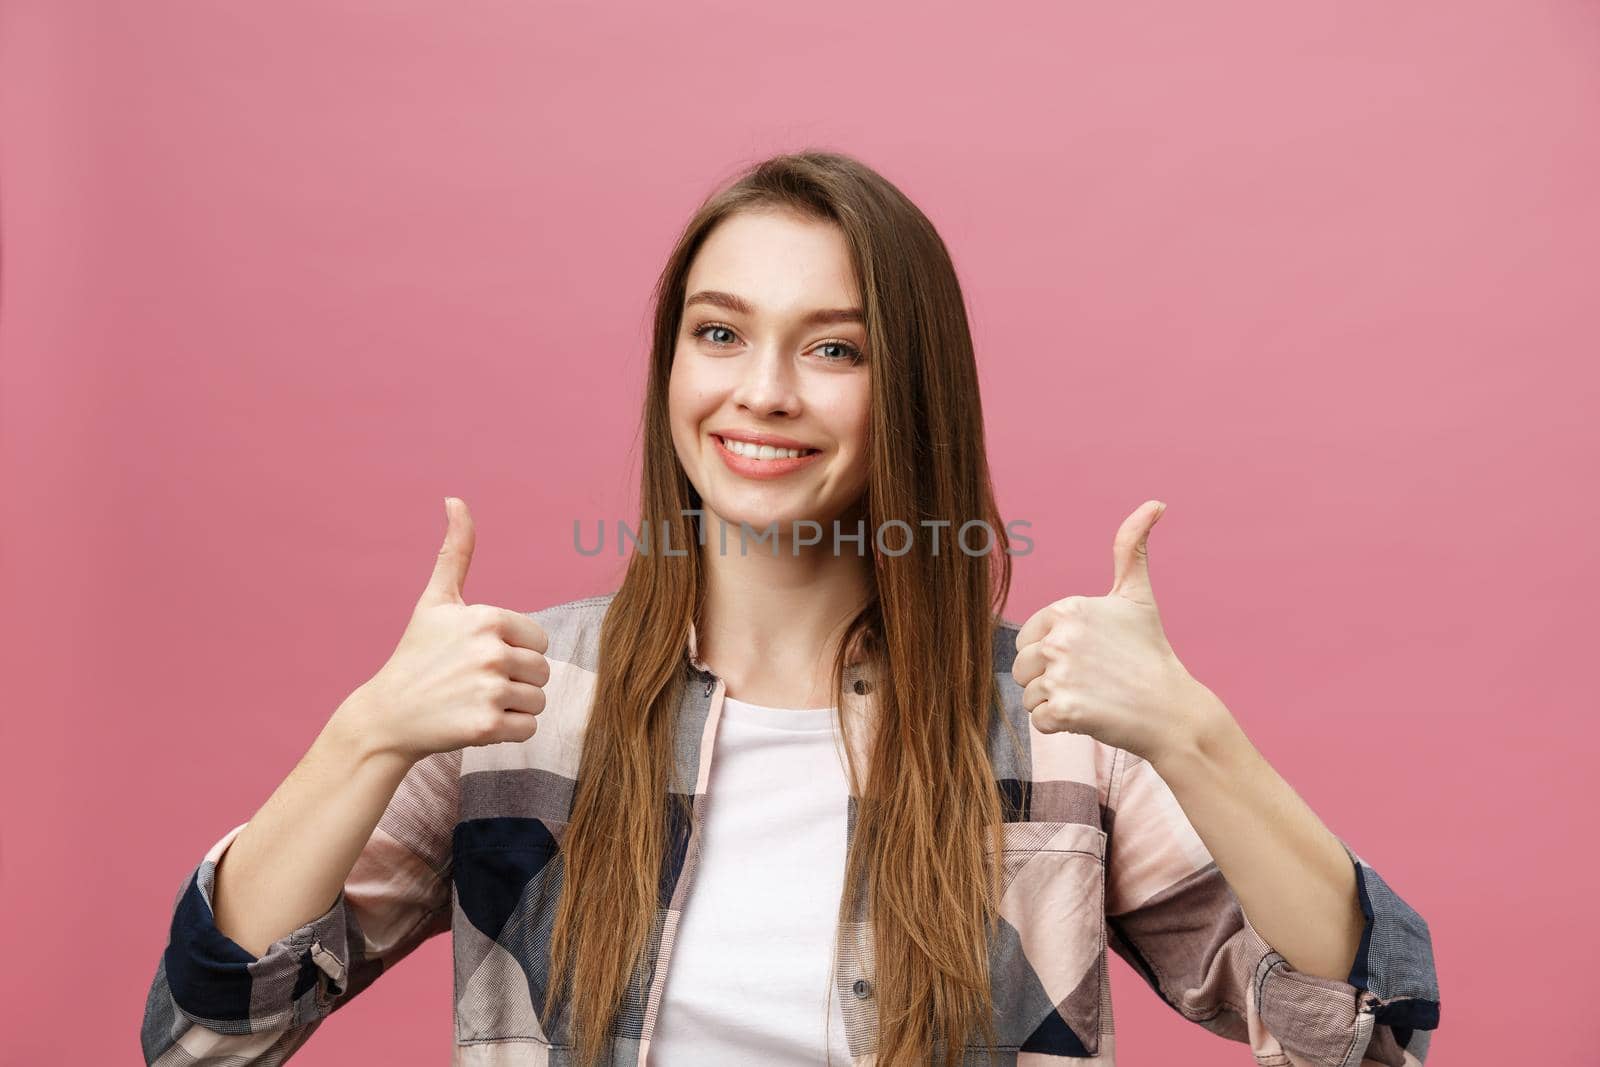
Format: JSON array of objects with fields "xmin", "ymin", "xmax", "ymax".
[{"xmin": 669, "ymin": 208, "xmax": 872, "ymax": 539}]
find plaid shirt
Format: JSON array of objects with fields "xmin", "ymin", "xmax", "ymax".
[{"xmin": 142, "ymin": 591, "xmax": 1440, "ymax": 1066}]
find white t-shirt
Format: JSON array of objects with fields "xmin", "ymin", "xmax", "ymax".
[{"xmin": 646, "ymin": 695, "xmax": 854, "ymax": 1066}]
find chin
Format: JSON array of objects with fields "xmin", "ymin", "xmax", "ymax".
[{"xmin": 706, "ymin": 497, "xmax": 829, "ymax": 533}]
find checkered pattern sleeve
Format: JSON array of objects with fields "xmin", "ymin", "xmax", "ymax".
[
  {"xmin": 1102, "ymin": 752, "xmax": 1440, "ymax": 1067},
  {"xmin": 140, "ymin": 749, "xmax": 461, "ymax": 1066}
]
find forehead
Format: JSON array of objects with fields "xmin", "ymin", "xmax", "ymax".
[{"xmin": 685, "ymin": 209, "xmax": 861, "ymax": 314}]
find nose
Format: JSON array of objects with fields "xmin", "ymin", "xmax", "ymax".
[{"xmin": 730, "ymin": 344, "xmax": 801, "ymax": 418}]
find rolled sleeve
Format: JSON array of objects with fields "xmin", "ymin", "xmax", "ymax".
[
  {"xmin": 1240, "ymin": 838, "xmax": 1440, "ymax": 1067},
  {"xmin": 141, "ymin": 749, "xmax": 460, "ymax": 1065},
  {"xmin": 1104, "ymin": 752, "xmax": 1440, "ymax": 1067},
  {"xmin": 160, "ymin": 823, "xmax": 354, "ymax": 1033}
]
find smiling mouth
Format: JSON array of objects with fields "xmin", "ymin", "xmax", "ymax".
[{"xmin": 712, "ymin": 434, "xmax": 821, "ymax": 460}]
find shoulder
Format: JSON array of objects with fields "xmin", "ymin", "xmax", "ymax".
[
  {"xmin": 525, "ymin": 590, "xmax": 619, "ymax": 672},
  {"xmin": 991, "ymin": 613, "xmax": 1023, "ymax": 674}
]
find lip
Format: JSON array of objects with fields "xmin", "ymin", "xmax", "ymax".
[
  {"xmin": 711, "ymin": 432, "xmax": 824, "ymax": 479},
  {"xmin": 709, "ymin": 428, "xmax": 820, "ymax": 451}
]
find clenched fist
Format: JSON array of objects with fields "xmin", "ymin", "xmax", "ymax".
[
  {"xmin": 1011, "ymin": 500, "xmax": 1225, "ymax": 768},
  {"xmin": 342, "ymin": 497, "xmax": 551, "ymax": 764}
]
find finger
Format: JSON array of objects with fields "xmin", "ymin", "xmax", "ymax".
[
  {"xmin": 1014, "ymin": 595, "xmax": 1088, "ymax": 651},
  {"xmin": 1014, "ymin": 601, "xmax": 1057, "ymax": 651},
  {"xmin": 421, "ymin": 497, "xmax": 476, "ymax": 607},
  {"xmin": 1021, "ymin": 673, "xmax": 1051, "ymax": 714},
  {"xmin": 497, "ymin": 679, "xmax": 547, "ymax": 716},
  {"xmin": 501, "ymin": 646, "xmax": 551, "ymax": 688},
  {"xmin": 491, "ymin": 710, "xmax": 541, "ymax": 745},
  {"xmin": 1011, "ymin": 642, "xmax": 1045, "ymax": 688},
  {"xmin": 497, "ymin": 611, "xmax": 550, "ymax": 655},
  {"xmin": 1109, "ymin": 499, "xmax": 1165, "ymax": 605},
  {"xmin": 1022, "ymin": 676, "xmax": 1089, "ymax": 734}
]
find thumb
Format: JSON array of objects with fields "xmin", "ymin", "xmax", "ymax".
[
  {"xmin": 1109, "ymin": 499, "xmax": 1165, "ymax": 606},
  {"xmin": 420, "ymin": 496, "xmax": 475, "ymax": 607}
]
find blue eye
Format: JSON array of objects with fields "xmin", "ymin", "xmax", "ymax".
[
  {"xmin": 688, "ymin": 322, "xmax": 863, "ymax": 364},
  {"xmin": 691, "ymin": 323, "xmax": 739, "ymax": 347},
  {"xmin": 814, "ymin": 340, "xmax": 863, "ymax": 362}
]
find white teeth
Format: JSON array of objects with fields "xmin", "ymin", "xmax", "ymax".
[{"xmin": 718, "ymin": 436, "xmax": 813, "ymax": 460}]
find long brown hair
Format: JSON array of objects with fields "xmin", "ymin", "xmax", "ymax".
[{"xmin": 544, "ymin": 150, "xmax": 1018, "ymax": 1067}]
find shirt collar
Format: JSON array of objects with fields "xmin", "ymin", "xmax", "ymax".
[{"xmin": 685, "ymin": 613, "xmax": 879, "ymax": 795}]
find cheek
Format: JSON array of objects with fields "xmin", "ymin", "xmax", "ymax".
[
  {"xmin": 666, "ymin": 360, "xmax": 699, "ymax": 460},
  {"xmin": 667, "ymin": 352, "xmax": 705, "ymax": 426},
  {"xmin": 840, "ymin": 387, "xmax": 872, "ymax": 457},
  {"xmin": 668, "ymin": 346, "xmax": 726, "ymax": 407},
  {"xmin": 831, "ymin": 387, "xmax": 873, "ymax": 486}
]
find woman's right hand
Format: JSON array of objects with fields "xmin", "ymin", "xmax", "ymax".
[{"xmin": 342, "ymin": 496, "xmax": 550, "ymax": 764}]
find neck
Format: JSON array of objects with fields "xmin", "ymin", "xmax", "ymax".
[{"xmin": 694, "ymin": 506, "xmax": 873, "ymax": 709}]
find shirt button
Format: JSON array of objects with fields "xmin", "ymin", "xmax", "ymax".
[
  {"xmin": 852, "ymin": 978, "xmax": 872, "ymax": 998},
  {"xmin": 853, "ymin": 679, "xmax": 871, "ymax": 695}
]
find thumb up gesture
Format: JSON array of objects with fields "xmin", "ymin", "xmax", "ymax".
[
  {"xmin": 351, "ymin": 497, "xmax": 551, "ymax": 765},
  {"xmin": 1011, "ymin": 500, "xmax": 1226, "ymax": 769}
]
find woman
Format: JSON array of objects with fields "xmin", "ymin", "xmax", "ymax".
[{"xmin": 141, "ymin": 151, "xmax": 1440, "ymax": 1067}]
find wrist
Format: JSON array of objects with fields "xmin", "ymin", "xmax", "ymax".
[
  {"xmin": 326, "ymin": 684, "xmax": 415, "ymax": 777},
  {"xmin": 1151, "ymin": 682, "xmax": 1243, "ymax": 780}
]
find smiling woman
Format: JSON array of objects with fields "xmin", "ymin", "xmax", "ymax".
[
  {"xmin": 548, "ymin": 155, "xmax": 1030, "ymax": 1067},
  {"xmin": 139, "ymin": 151, "xmax": 1439, "ymax": 1067}
]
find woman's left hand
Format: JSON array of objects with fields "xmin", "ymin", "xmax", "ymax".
[{"xmin": 1012, "ymin": 500, "xmax": 1229, "ymax": 768}]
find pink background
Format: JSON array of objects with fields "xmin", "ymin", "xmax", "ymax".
[{"xmin": 2, "ymin": 2, "xmax": 1596, "ymax": 1063}]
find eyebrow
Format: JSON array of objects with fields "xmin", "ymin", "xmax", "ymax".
[{"xmin": 683, "ymin": 289, "xmax": 864, "ymax": 327}]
